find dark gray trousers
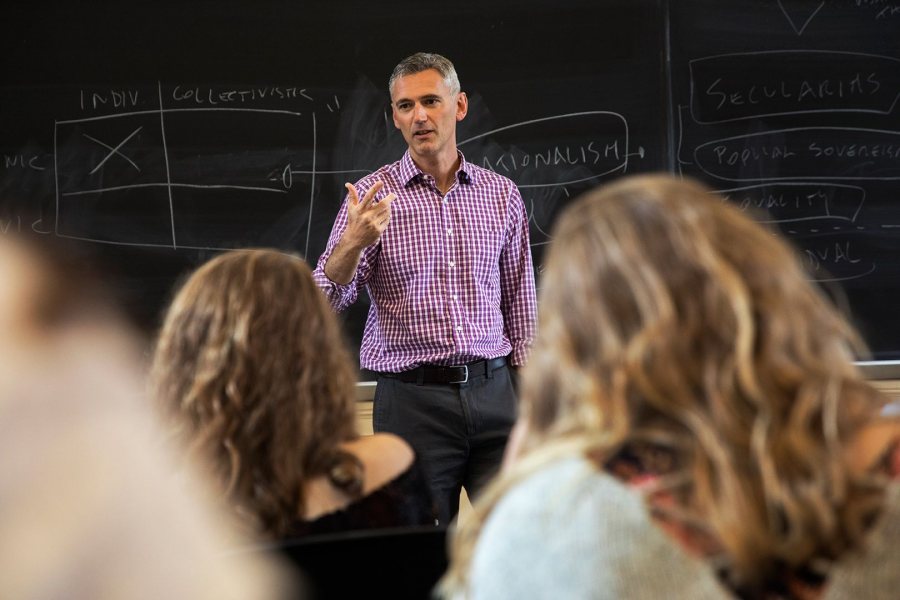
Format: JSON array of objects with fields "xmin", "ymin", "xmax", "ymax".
[{"xmin": 373, "ymin": 363, "xmax": 518, "ymax": 525}]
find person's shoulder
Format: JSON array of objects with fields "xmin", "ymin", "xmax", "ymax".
[
  {"xmin": 462, "ymin": 163, "xmax": 523, "ymax": 210},
  {"xmin": 468, "ymin": 458, "xmax": 627, "ymax": 598},
  {"xmin": 474, "ymin": 457, "xmax": 640, "ymax": 563},
  {"xmin": 823, "ymin": 481, "xmax": 900, "ymax": 599},
  {"xmin": 353, "ymin": 160, "xmax": 404, "ymax": 192},
  {"xmin": 465, "ymin": 161, "xmax": 517, "ymax": 188},
  {"xmin": 469, "ymin": 456, "xmax": 730, "ymax": 600},
  {"xmin": 489, "ymin": 457, "xmax": 635, "ymax": 526},
  {"xmin": 343, "ymin": 433, "xmax": 415, "ymax": 493}
]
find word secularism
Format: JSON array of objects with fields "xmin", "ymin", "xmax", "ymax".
[{"xmin": 704, "ymin": 72, "xmax": 881, "ymax": 110}]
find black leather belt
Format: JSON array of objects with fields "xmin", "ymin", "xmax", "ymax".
[{"xmin": 383, "ymin": 357, "xmax": 508, "ymax": 385}]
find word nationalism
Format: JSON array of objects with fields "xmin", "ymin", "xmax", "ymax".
[{"xmin": 481, "ymin": 140, "xmax": 619, "ymax": 173}]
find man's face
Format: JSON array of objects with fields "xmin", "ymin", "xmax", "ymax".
[{"xmin": 391, "ymin": 69, "xmax": 467, "ymax": 162}]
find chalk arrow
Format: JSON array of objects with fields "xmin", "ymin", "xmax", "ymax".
[
  {"xmin": 626, "ymin": 147, "xmax": 646, "ymax": 159},
  {"xmin": 778, "ymin": 0, "xmax": 825, "ymax": 36}
]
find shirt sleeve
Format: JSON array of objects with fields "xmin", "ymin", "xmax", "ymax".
[
  {"xmin": 498, "ymin": 184, "xmax": 537, "ymax": 366},
  {"xmin": 312, "ymin": 181, "xmax": 380, "ymax": 312}
]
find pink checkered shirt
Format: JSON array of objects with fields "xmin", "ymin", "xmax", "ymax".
[{"xmin": 313, "ymin": 151, "xmax": 537, "ymax": 373}]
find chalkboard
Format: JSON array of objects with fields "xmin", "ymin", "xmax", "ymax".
[
  {"xmin": 0, "ymin": 0, "xmax": 668, "ymax": 369},
  {"xmin": 3, "ymin": 0, "xmax": 900, "ymax": 369},
  {"xmin": 669, "ymin": 0, "xmax": 900, "ymax": 361}
]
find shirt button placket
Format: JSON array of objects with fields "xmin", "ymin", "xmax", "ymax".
[{"xmin": 441, "ymin": 191, "xmax": 458, "ymax": 347}]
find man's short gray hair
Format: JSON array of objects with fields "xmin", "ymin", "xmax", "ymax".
[{"xmin": 389, "ymin": 52, "xmax": 461, "ymax": 96}]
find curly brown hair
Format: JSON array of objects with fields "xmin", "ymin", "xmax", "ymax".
[{"xmin": 151, "ymin": 249, "xmax": 362, "ymax": 538}]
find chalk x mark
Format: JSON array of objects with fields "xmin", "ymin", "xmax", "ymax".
[{"xmin": 85, "ymin": 127, "xmax": 143, "ymax": 174}]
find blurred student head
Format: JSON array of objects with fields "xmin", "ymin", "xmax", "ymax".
[
  {"xmin": 447, "ymin": 175, "xmax": 895, "ymax": 595},
  {"xmin": 0, "ymin": 235, "xmax": 293, "ymax": 599},
  {"xmin": 0, "ymin": 234, "xmax": 118, "ymax": 352},
  {"xmin": 151, "ymin": 249, "xmax": 361, "ymax": 538}
]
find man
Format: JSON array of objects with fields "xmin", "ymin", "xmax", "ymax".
[{"xmin": 313, "ymin": 52, "xmax": 537, "ymax": 523}]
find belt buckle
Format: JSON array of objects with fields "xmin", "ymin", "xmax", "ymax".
[{"xmin": 448, "ymin": 365, "xmax": 469, "ymax": 384}]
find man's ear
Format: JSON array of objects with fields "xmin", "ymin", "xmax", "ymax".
[
  {"xmin": 391, "ymin": 104, "xmax": 401, "ymax": 130},
  {"xmin": 456, "ymin": 92, "xmax": 468, "ymax": 122}
]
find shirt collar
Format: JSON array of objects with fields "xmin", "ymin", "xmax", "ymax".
[
  {"xmin": 399, "ymin": 150, "xmax": 477, "ymax": 187},
  {"xmin": 456, "ymin": 151, "xmax": 476, "ymax": 185}
]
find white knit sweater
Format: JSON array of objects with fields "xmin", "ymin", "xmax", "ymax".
[{"xmin": 465, "ymin": 457, "xmax": 900, "ymax": 600}]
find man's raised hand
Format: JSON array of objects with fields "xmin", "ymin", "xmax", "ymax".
[{"xmin": 345, "ymin": 181, "xmax": 394, "ymax": 249}]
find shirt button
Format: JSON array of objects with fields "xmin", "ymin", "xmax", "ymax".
[
  {"xmin": 456, "ymin": 325, "xmax": 463, "ymax": 332},
  {"xmin": 449, "ymin": 261, "xmax": 455, "ymax": 268},
  {"xmin": 452, "ymin": 294, "xmax": 458, "ymax": 301},
  {"xmin": 447, "ymin": 228, "xmax": 452, "ymax": 236}
]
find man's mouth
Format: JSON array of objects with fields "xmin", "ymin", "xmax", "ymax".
[{"xmin": 413, "ymin": 129, "xmax": 434, "ymax": 138}]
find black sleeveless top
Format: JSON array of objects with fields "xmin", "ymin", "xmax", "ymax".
[{"xmin": 283, "ymin": 459, "xmax": 437, "ymax": 538}]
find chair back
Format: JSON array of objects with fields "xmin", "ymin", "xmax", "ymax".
[{"xmin": 277, "ymin": 526, "xmax": 448, "ymax": 599}]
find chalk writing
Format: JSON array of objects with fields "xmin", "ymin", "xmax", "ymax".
[
  {"xmin": 460, "ymin": 111, "xmax": 634, "ymax": 188},
  {"xmin": 480, "ymin": 141, "xmax": 611, "ymax": 172},
  {"xmin": 706, "ymin": 73, "xmax": 880, "ymax": 108},
  {"xmin": 54, "ymin": 82, "xmax": 316, "ymax": 252},
  {"xmin": 855, "ymin": 0, "xmax": 900, "ymax": 20},
  {"xmin": 171, "ymin": 85, "xmax": 313, "ymax": 105},
  {"xmin": 777, "ymin": 0, "xmax": 824, "ymax": 35},
  {"xmin": 717, "ymin": 183, "xmax": 866, "ymax": 223},
  {"xmin": 694, "ymin": 127, "xmax": 900, "ymax": 182},
  {"xmin": 0, "ymin": 216, "xmax": 51, "ymax": 235},
  {"xmin": 3, "ymin": 154, "xmax": 48, "ymax": 171},
  {"xmin": 802, "ymin": 240, "xmax": 875, "ymax": 282},
  {"xmin": 673, "ymin": 0, "xmax": 900, "ymax": 358},
  {"xmin": 85, "ymin": 127, "xmax": 143, "ymax": 174},
  {"xmin": 0, "ymin": 215, "xmax": 53, "ymax": 235},
  {"xmin": 690, "ymin": 51, "xmax": 900, "ymax": 123},
  {"xmin": 80, "ymin": 88, "xmax": 141, "ymax": 112}
]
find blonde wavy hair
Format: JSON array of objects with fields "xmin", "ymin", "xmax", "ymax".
[
  {"xmin": 151, "ymin": 249, "xmax": 361, "ymax": 539},
  {"xmin": 443, "ymin": 175, "xmax": 891, "ymax": 595}
]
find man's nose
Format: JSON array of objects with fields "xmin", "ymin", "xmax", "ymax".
[{"xmin": 413, "ymin": 103, "xmax": 427, "ymax": 121}]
